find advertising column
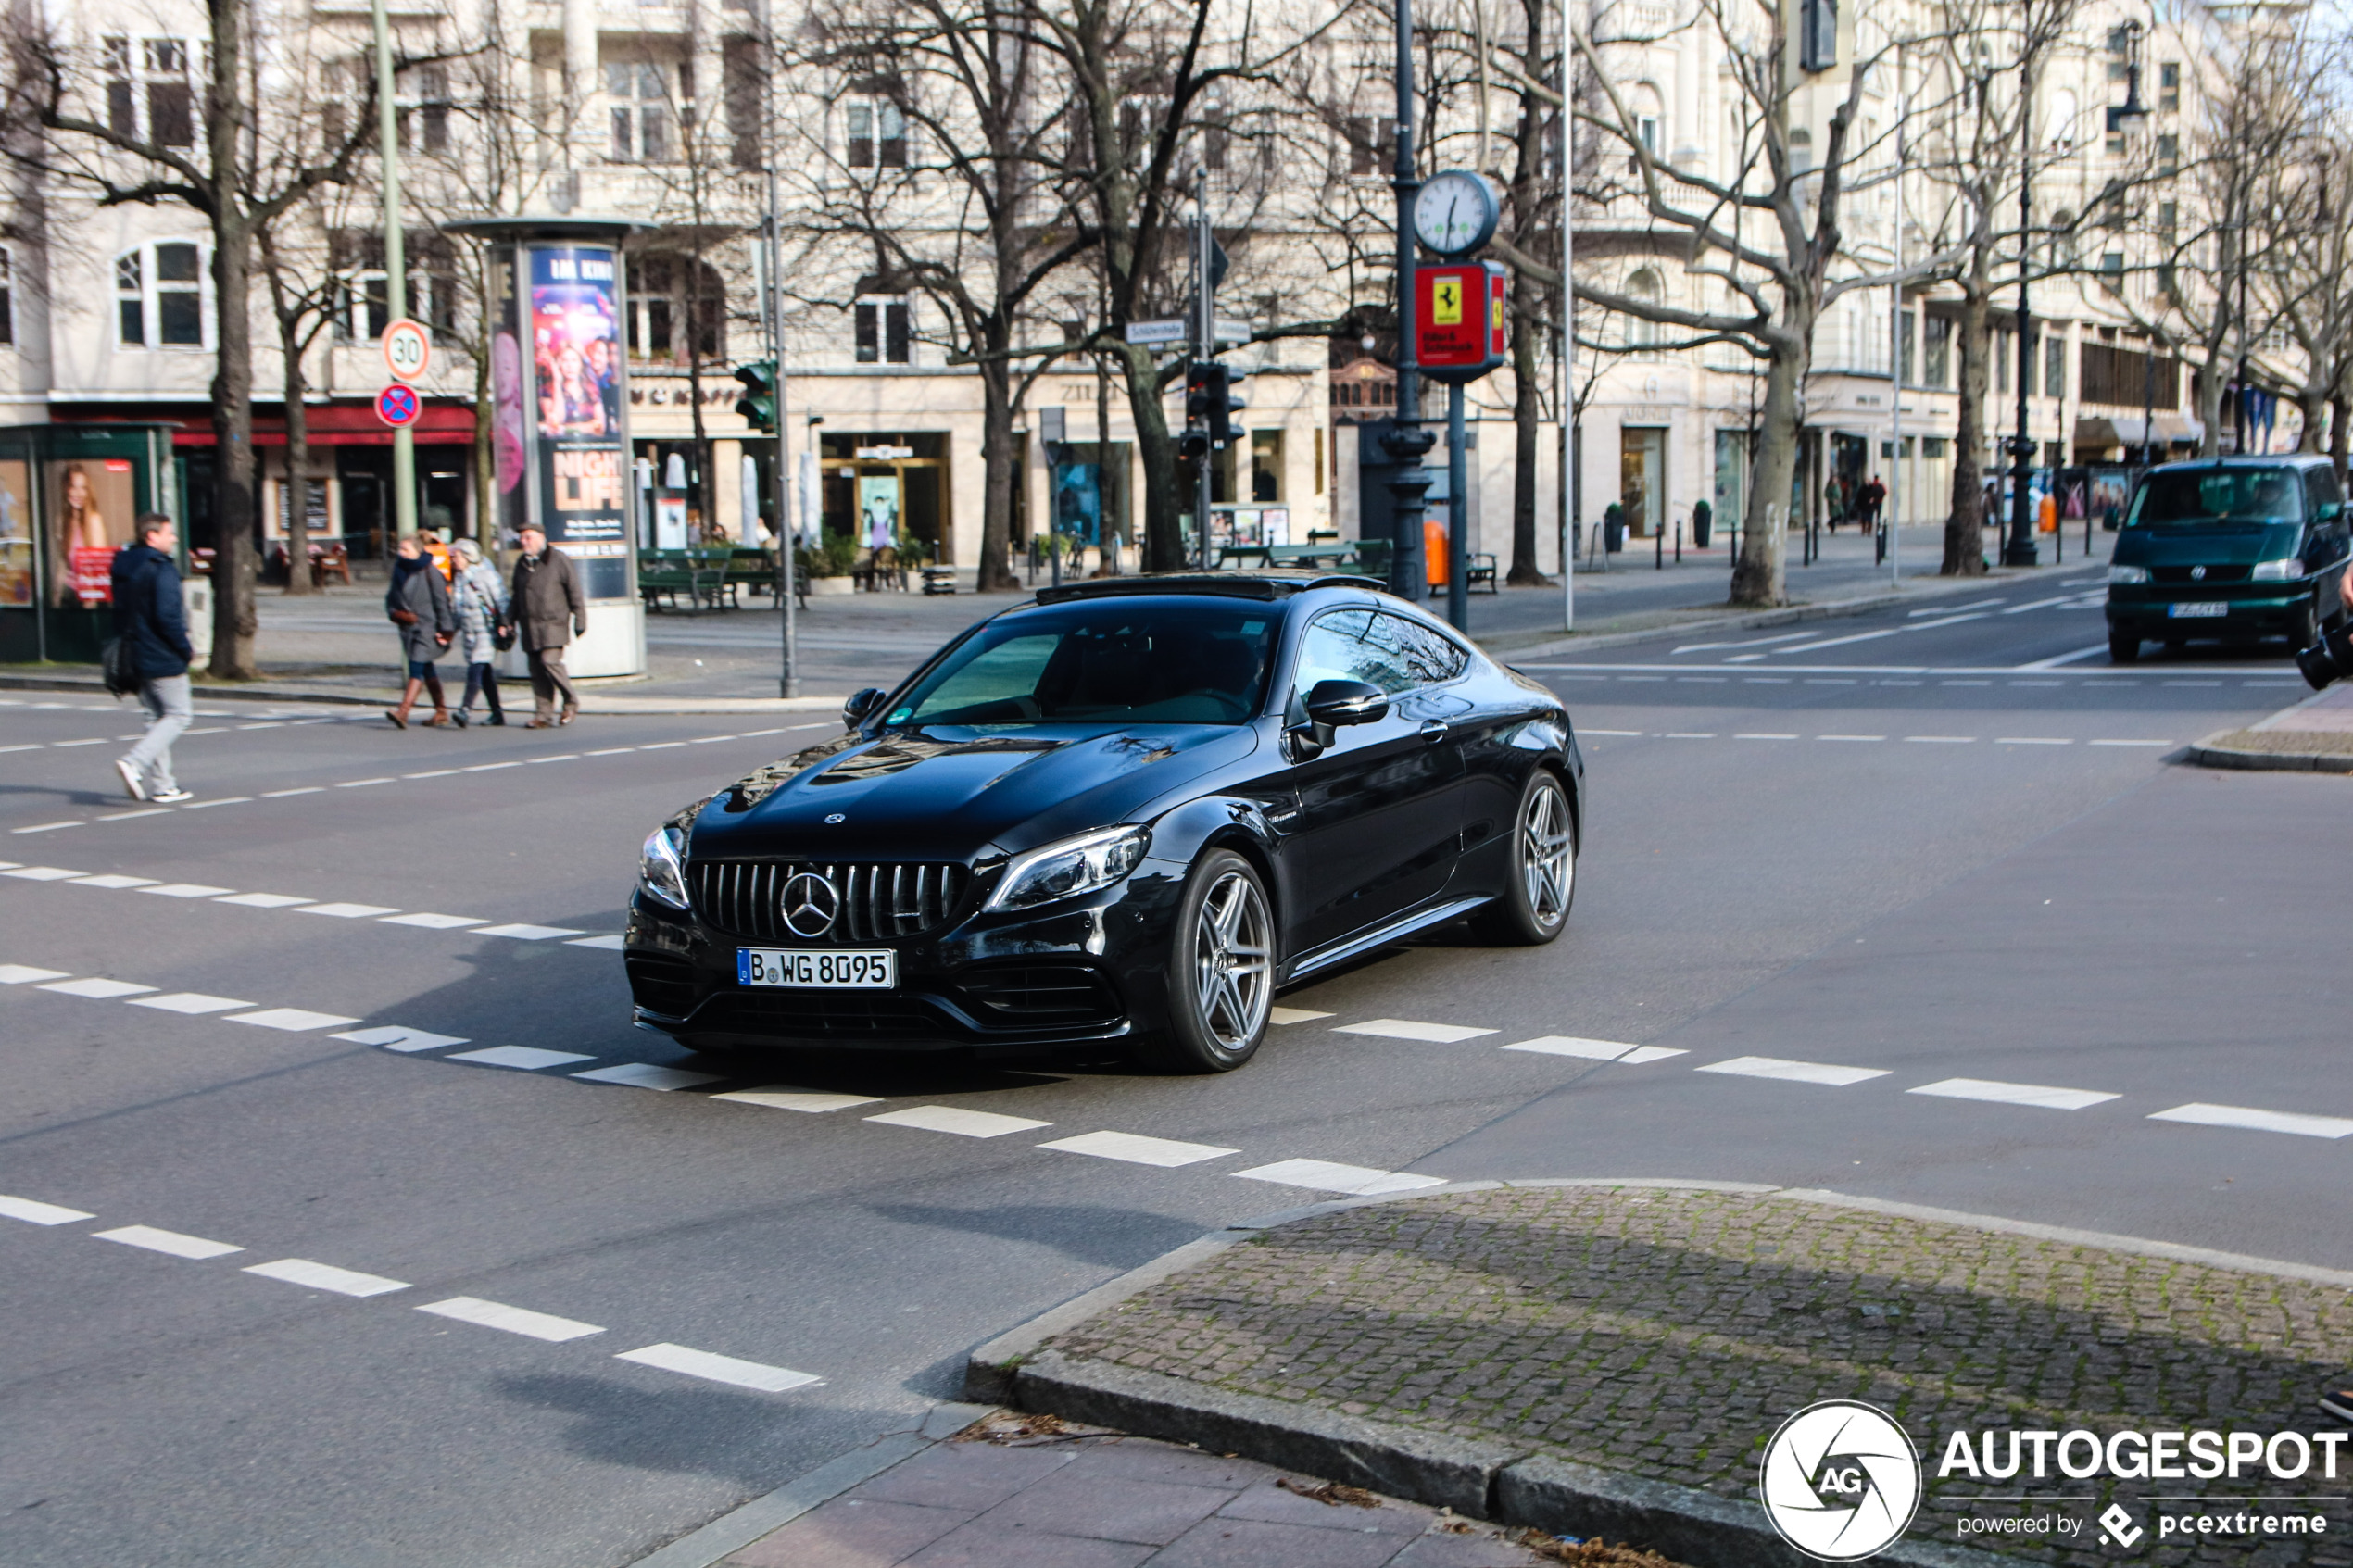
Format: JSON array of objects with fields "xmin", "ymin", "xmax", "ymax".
[{"xmin": 490, "ymin": 242, "xmax": 645, "ymax": 677}]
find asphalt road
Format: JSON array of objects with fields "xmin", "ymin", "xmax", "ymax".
[{"xmin": 0, "ymin": 576, "xmax": 2339, "ymax": 1567}]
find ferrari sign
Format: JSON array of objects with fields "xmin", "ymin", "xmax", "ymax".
[
  {"xmin": 382, "ymin": 318, "xmax": 431, "ymax": 383},
  {"xmin": 1415, "ymin": 262, "xmax": 1508, "ymax": 384}
]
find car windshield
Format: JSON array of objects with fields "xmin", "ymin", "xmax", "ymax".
[
  {"xmin": 886, "ymin": 597, "xmax": 1277, "ymax": 729},
  {"xmin": 2127, "ymin": 468, "xmax": 2305, "ymax": 527}
]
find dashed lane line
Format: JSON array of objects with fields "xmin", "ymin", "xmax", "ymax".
[
  {"xmin": 616, "ymin": 1343, "xmax": 824, "ymax": 1394},
  {"xmin": 1232, "ymin": 1160, "xmax": 1449, "ymax": 1197},
  {"xmin": 1908, "ymin": 1078, "xmax": 2120, "ymax": 1111},
  {"xmin": 449, "ymin": 1046, "xmax": 595, "ymax": 1071},
  {"xmin": 244, "ymin": 1259, "xmax": 410, "ymax": 1298},
  {"xmin": 0, "ymin": 1195, "xmax": 92, "ymax": 1225},
  {"xmin": 1695, "ymin": 1055, "xmax": 1892, "ymax": 1087},
  {"xmin": 1335, "ymin": 1018, "xmax": 1499, "ymax": 1044},
  {"xmin": 1503, "ymin": 1036, "xmax": 1687, "ymax": 1064},
  {"xmin": 866, "ymin": 1105, "xmax": 1052, "ymax": 1138},
  {"xmin": 2148, "ymin": 1104, "xmax": 2353, "ymax": 1139},
  {"xmin": 712, "ymin": 1087, "xmax": 884, "ymax": 1113},
  {"xmin": 94, "ymin": 1224, "xmax": 243, "ymax": 1260},
  {"xmin": 1038, "ymin": 1131, "xmax": 1241, "ymax": 1168},
  {"xmin": 416, "ymin": 1297, "xmax": 608, "ymax": 1342}
]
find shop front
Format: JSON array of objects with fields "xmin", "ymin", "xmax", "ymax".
[
  {"xmin": 820, "ymin": 432, "xmax": 950, "ymax": 564},
  {"xmin": 0, "ymin": 422, "xmax": 183, "ymax": 664}
]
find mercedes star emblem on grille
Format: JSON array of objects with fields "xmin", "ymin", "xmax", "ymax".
[
  {"xmin": 2192, "ymin": 565, "xmax": 2206, "ymax": 581},
  {"xmin": 780, "ymin": 872, "xmax": 841, "ymax": 937}
]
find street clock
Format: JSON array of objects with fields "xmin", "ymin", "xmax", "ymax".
[{"xmin": 1412, "ymin": 170, "xmax": 1501, "ymax": 257}]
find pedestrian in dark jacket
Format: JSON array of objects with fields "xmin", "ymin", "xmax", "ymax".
[
  {"xmin": 510, "ymin": 523, "xmax": 585, "ymax": 727},
  {"xmin": 385, "ymin": 533, "xmax": 456, "ymax": 729},
  {"xmin": 110, "ymin": 513, "xmax": 195, "ymax": 804}
]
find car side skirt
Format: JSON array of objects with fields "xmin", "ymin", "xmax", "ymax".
[{"xmin": 1284, "ymin": 894, "xmax": 1493, "ymax": 984}]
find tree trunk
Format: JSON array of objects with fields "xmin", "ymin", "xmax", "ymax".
[
  {"xmin": 976, "ymin": 353, "xmax": 1020, "ymax": 590},
  {"xmin": 1731, "ymin": 340, "xmax": 1805, "ymax": 607},
  {"xmin": 202, "ymin": 0, "xmax": 258, "ymax": 679},
  {"xmin": 1944, "ymin": 284, "xmax": 1991, "ymax": 576},
  {"xmin": 2196, "ymin": 351, "xmax": 2227, "ymax": 458},
  {"xmin": 2297, "ymin": 383, "xmax": 2328, "ymax": 455},
  {"xmin": 1506, "ymin": 265, "xmax": 1546, "ymax": 584},
  {"xmin": 281, "ymin": 326, "xmax": 314, "ymax": 595},
  {"xmin": 1122, "ymin": 345, "xmax": 1185, "ymax": 571}
]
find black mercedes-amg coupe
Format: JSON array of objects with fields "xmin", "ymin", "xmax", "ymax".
[{"xmin": 624, "ymin": 572, "xmax": 1582, "ymax": 1072}]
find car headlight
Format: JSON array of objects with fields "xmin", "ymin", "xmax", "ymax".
[
  {"xmin": 2107, "ymin": 565, "xmax": 2149, "ymax": 584},
  {"xmin": 639, "ymin": 826, "xmax": 691, "ymax": 910},
  {"xmin": 2253, "ymin": 558, "xmax": 2301, "ymax": 582},
  {"xmin": 985, "ymin": 825, "xmax": 1151, "ymax": 912}
]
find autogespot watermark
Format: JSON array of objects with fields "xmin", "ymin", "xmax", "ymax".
[{"xmin": 1759, "ymin": 1403, "xmax": 2351, "ymax": 1560}]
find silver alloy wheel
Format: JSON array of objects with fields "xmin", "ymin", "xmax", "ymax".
[
  {"xmin": 1521, "ymin": 777, "xmax": 1574, "ymax": 929},
  {"xmin": 1192, "ymin": 870, "xmax": 1273, "ymax": 1052}
]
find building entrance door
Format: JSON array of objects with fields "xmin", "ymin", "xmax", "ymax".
[
  {"xmin": 1713, "ymin": 431, "xmax": 1745, "ymax": 540},
  {"xmin": 1619, "ymin": 427, "xmax": 1666, "ymax": 538}
]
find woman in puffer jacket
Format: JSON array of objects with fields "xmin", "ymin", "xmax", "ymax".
[{"xmin": 449, "ymin": 536, "xmax": 511, "ymax": 728}]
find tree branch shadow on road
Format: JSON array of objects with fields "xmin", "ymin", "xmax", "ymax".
[
  {"xmin": 869, "ymin": 1200, "xmax": 1205, "ymax": 1271},
  {"xmin": 490, "ymin": 1372, "xmax": 904, "ymax": 1492}
]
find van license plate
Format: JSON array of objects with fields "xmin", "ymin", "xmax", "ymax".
[
  {"xmin": 737, "ymin": 948, "xmax": 897, "ymax": 988},
  {"xmin": 2168, "ymin": 602, "xmax": 2227, "ymax": 619}
]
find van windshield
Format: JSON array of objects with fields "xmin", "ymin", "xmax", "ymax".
[{"xmin": 2126, "ymin": 468, "xmax": 2305, "ymax": 528}]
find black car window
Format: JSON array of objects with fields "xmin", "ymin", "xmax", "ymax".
[
  {"xmin": 1380, "ymin": 613, "xmax": 1470, "ymax": 685},
  {"xmin": 2309, "ymin": 466, "xmax": 2344, "ymax": 517},
  {"xmin": 2127, "ymin": 468, "xmax": 2305, "ymax": 527},
  {"xmin": 888, "ymin": 598, "xmax": 1276, "ymax": 727},
  {"xmin": 1295, "ymin": 608, "xmax": 1416, "ymax": 695}
]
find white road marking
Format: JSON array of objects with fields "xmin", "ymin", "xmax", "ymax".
[
  {"xmin": 2089, "ymin": 739, "xmax": 2172, "ymax": 747},
  {"xmin": 1904, "ymin": 613, "xmax": 1994, "ymax": 631},
  {"xmin": 1233, "ymin": 1159, "xmax": 1449, "ymax": 1196},
  {"xmin": 69, "ymin": 873, "xmax": 159, "ymax": 889},
  {"xmin": 1903, "ymin": 736, "xmax": 1976, "ymax": 745},
  {"xmin": 404, "ymin": 770, "xmax": 461, "ymax": 780},
  {"xmin": 1696, "ymin": 1055, "xmax": 1891, "ymax": 1086},
  {"xmin": 141, "ymin": 883, "xmax": 235, "ymax": 898},
  {"xmin": 2000, "ymin": 595, "xmax": 2082, "ymax": 615},
  {"xmin": 1333, "ymin": 1019, "xmax": 1499, "ymax": 1043},
  {"xmin": 333, "ymin": 1025, "xmax": 470, "ymax": 1052},
  {"xmin": 1504, "ymin": 1035, "xmax": 1686, "ymax": 1064},
  {"xmin": 2164, "ymin": 680, "xmax": 2223, "ymax": 687},
  {"xmin": 687, "ymin": 735, "xmax": 736, "ymax": 745},
  {"xmin": 448, "ymin": 1046, "xmax": 596, "ymax": 1071},
  {"xmin": 95, "ymin": 809, "xmax": 171, "ymax": 822},
  {"xmin": 380, "ymin": 912, "xmax": 487, "ymax": 930},
  {"xmin": 1268, "ymin": 1006, "xmax": 1333, "ymax": 1025},
  {"xmin": 418, "ymin": 1297, "xmax": 605, "ymax": 1341},
  {"xmin": 1669, "ymin": 631, "xmax": 1819, "ymax": 654},
  {"xmin": 713, "ymin": 1087, "xmax": 883, "ymax": 1113},
  {"xmin": 226, "ymin": 1008, "xmax": 362, "ymax": 1032},
  {"xmin": 2014, "ymin": 644, "xmax": 2110, "ymax": 670},
  {"xmin": 298, "ymin": 902, "xmax": 399, "ymax": 919},
  {"xmin": 865, "ymin": 1105, "xmax": 1051, "ymax": 1138},
  {"xmin": 334, "ymin": 778, "xmax": 397, "ymax": 789},
  {"xmin": 243, "ymin": 1258, "xmax": 409, "ymax": 1297},
  {"xmin": 638, "ymin": 742, "xmax": 688, "ymax": 750},
  {"xmin": 1664, "ymin": 732, "xmax": 1717, "ymax": 740},
  {"xmin": 573, "ymin": 1062, "xmax": 723, "ymax": 1091},
  {"xmin": 526, "ymin": 754, "xmax": 583, "ymax": 763},
  {"xmin": 1038, "ymin": 1131, "xmax": 1240, "ymax": 1167},
  {"xmin": 5, "ymin": 866, "xmax": 86, "ymax": 880},
  {"xmin": 214, "ymin": 892, "xmax": 313, "ymax": 908},
  {"xmin": 2149, "ymin": 1103, "xmax": 2353, "ymax": 1139},
  {"xmin": 52, "ymin": 738, "xmax": 104, "ymax": 747},
  {"xmin": 94, "ymin": 1224, "xmax": 243, "ymax": 1260},
  {"xmin": 0, "ymin": 964, "xmax": 69, "ymax": 984},
  {"xmin": 0, "ymin": 1194, "xmax": 94, "ymax": 1225},
  {"xmin": 475, "ymin": 923, "xmax": 585, "ymax": 940},
  {"xmin": 1580, "ymin": 729, "xmax": 1643, "ymax": 736},
  {"xmin": 130, "ymin": 992, "xmax": 257, "ymax": 1015},
  {"xmin": 585, "ymin": 747, "xmax": 636, "ymax": 756},
  {"xmin": 1912, "ymin": 599, "xmax": 2005, "ymax": 615},
  {"xmin": 1735, "ymin": 734, "xmax": 1798, "ymax": 741},
  {"xmin": 182, "ymin": 797, "xmax": 252, "ymax": 809},
  {"xmin": 565, "ymin": 934, "xmax": 627, "ymax": 950},
  {"xmin": 615, "ymin": 1343, "xmax": 821, "ymax": 1393},
  {"xmin": 39, "ymin": 977, "xmax": 157, "ymax": 999},
  {"xmin": 1816, "ymin": 734, "xmax": 1885, "ymax": 743},
  {"xmin": 1995, "ymin": 737, "xmax": 2072, "ymax": 746},
  {"xmin": 1908, "ymin": 1078, "xmax": 2120, "ymax": 1111},
  {"xmin": 461, "ymin": 761, "xmax": 523, "ymax": 773},
  {"xmin": 1774, "ymin": 628, "xmax": 1904, "ymax": 654},
  {"xmin": 260, "ymin": 787, "xmax": 325, "ymax": 797}
]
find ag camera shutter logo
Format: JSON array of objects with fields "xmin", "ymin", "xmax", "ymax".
[{"xmin": 1760, "ymin": 1400, "xmax": 1923, "ymax": 1561}]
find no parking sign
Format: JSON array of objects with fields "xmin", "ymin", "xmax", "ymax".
[{"xmin": 375, "ymin": 383, "xmax": 422, "ymax": 428}]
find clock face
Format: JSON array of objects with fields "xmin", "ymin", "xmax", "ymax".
[{"xmin": 1414, "ymin": 172, "xmax": 1496, "ymax": 257}]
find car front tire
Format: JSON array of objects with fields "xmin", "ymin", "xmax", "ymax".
[
  {"xmin": 1474, "ymin": 767, "xmax": 1576, "ymax": 946},
  {"xmin": 1137, "ymin": 848, "xmax": 1274, "ymax": 1073},
  {"xmin": 2108, "ymin": 632, "xmax": 2141, "ymax": 663}
]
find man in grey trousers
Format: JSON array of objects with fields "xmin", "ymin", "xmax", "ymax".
[{"xmin": 110, "ymin": 512, "xmax": 195, "ymax": 805}]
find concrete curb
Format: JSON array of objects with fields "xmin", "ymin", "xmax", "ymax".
[
  {"xmin": 628, "ymin": 1400, "xmax": 992, "ymax": 1568},
  {"xmin": 968, "ymin": 1177, "xmax": 2353, "ymax": 1565},
  {"xmin": 2183, "ymin": 728, "xmax": 2353, "ymax": 773}
]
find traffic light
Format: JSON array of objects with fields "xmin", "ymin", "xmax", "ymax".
[
  {"xmin": 1210, "ymin": 365, "xmax": 1247, "ymax": 445},
  {"xmin": 1181, "ymin": 361, "xmax": 1215, "ymax": 458},
  {"xmin": 1184, "ymin": 361, "xmax": 1250, "ymax": 448},
  {"xmin": 733, "ymin": 360, "xmax": 778, "ymax": 433}
]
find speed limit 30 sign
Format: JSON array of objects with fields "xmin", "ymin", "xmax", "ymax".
[{"xmin": 382, "ymin": 318, "xmax": 431, "ymax": 383}]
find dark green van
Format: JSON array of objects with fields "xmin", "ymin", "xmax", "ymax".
[{"xmin": 2105, "ymin": 456, "xmax": 2349, "ymax": 663}]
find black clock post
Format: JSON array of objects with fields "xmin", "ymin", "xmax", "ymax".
[{"xmin": 1381, "ymin": 0, "xmax": 1436, "ymax": 600}]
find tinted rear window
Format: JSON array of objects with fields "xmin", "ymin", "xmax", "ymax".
[
  {"xmin": 2127, "ymin": 468, "xmax": 2306, "ymax": 527},
  {"xmin": 889, "ymin": 597, "xmax": 1276, "ymax": 728}
]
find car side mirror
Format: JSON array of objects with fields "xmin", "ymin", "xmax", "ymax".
[
  {"xmin": 1303, "ymin": 679, "xmax": 1388, "ymax": 728},
  {"xmin": 843, "ymin": 687, "xmax": 888, "ymax": 728},
  {"xmin": 2320, "ymin": 502, "xmax": 2344, "ymax": 525}
]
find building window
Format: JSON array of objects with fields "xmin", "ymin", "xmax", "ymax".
[
  {"xmin": 844, "ymin": 95, "xmax": 906, "ymax": 169},
  {"xmin": 2158, "ymin": 201, "xmax": 2178, "ymax": 241},
  {"xmin": 104, "ymin": 36, "xmax": 195, "ymax": 147},
  {"xmin": 855, "ymin": 296, "xmax": 911, "ymax": 364},
  {"xmin": 1995, "ymin": 328, "xmax": 2010, "ymax": 395},
  {"xmin": 2100, "ymin": 253, "xmax": 2123, "ymax": 294},
  {"xmin": 331, "ymin": 232, "xmax": 456, "ymax": 343},
  {"xmin": 1637, "ymin": 114, "xmax": 1660, "ymax": 155},
  {"xmin": 723, "ymin": 39, "xmax": 763, "ymax": 170},
  {"xmin": 2156, "ymin": 133, "xmax": 2178, "ymax": 176},
  {"xmin": 396, "ymin": 63, "xmax": 452, "ymax": 156},
  {"xmin": 2105, "ymin": 26, "xmax": 2133, "ymax": 82},
  {"xmin": 0, "ymin": 247, "xmax": 12, "ymax": 347},
  {"xmin": 2044, "ymin": 334, "xmax": 2066, "ymax": 399},
  {"xmin": 1923, "ymin": 315, "xmax": 1952, "ymax": 388},
  {"xmin": 116, "ymin": 242, "xmax": 205, "ymax": 348},
  {"xmin": 609, "ymin": 62, "xmax": 673, "ymax": 163},
  {"xmin": 2158, "ymin": 62, "xmax": 2180, "ymax": 115},
  {"xmin": 627, "ymin": 255, "xmax": 725, "ymax": 364},
  {"xmin": 1347, "ymin": 115, "xmax": 1394, "ymax": 177}
]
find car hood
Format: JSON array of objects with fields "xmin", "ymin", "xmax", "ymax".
[
  {"xmin": 2112, "ymin": 522, "xmax": 2298, "ymax": 568},
  {"xmin": 689, "ymin": 722, "xmax": 1258, "ymax": 860}
]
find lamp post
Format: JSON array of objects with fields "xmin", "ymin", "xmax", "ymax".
[
  {"xmin": 1381, "ymin": 0, "xmax": 1436, "ymax": 598},
  {"xmin": 2105, "ymin": 22, "xmax": 2153, "ymax": 472},
  {"xmin": 2003, "ymin": 44, "xmax": 2041, "ymax": 568}
]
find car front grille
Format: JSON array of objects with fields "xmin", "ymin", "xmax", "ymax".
[
  {"xmin": 2152, "ymin": 565, "xmax": 2252, "ymax": 584},
  {"xmin": 689, "ymin": 859, "xmax": 970, "ymax": 943},
  {"xmin": 692, "ymin": 991, "xmax": 948, "ymax": 1038},
  {"xmin": 957, "ymin": 965, "xmax": 1124, "ymax": 1025},
  {"xmin": 625, "ymin": 953, "xmax": 701, "ymax": 1017}
]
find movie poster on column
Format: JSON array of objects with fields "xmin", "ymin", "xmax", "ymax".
[{"xmin": 527, "ymin": 246, "xmax": 626, "ymax": 546}]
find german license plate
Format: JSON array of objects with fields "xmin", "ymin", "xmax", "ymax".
[
  {"xmin": 2168, "ymin": 601, "xmax": 2228, "ymax": 619},
  {"xmin": 737, "ymin": 948, "xmax": 897, "ymax": 988}
]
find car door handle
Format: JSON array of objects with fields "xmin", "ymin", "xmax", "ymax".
[{"xmin": 1419, "ymin": 720, "xmax": 1451, "ymax": 743}]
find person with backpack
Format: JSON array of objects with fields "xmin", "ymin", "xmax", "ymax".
[{"xmin": 109, "ymin": 512, "xmax": 195, "ymax": 805}]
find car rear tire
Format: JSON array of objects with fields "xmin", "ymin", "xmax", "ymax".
[
  {"xmin": 2108, "ymin": 632, "xmax": 2141, "ymax": 664},
  {"xmin": 2290, "ymin": 597, "xmax": 2320, "ymax": 650},
  {"xmin": 1137, "ymin": 849, "xmax": 1273, "ymax": 1073},
  {"xmin": 1474, "ymin": 768, "xmax": 1576, "ymax": 946}
]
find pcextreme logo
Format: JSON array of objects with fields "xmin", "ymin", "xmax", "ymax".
[{"xmin": 1759, "ymin": 1400, "xmax": 1924, "ymax": 1561}]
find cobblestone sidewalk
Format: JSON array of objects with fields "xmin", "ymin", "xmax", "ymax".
[{"xmin": 1038, "ymin": 1185, "xmax": 2353, "ymax": 1565}]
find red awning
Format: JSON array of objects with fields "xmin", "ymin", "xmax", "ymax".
[{"xmin": 64, "ymin": 402, "xmax": 477, "ymax": 447}]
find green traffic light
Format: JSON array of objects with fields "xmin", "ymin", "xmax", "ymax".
[{"xmin": 733, "ymin": 360, "xmax": 779, "ymax": 434}]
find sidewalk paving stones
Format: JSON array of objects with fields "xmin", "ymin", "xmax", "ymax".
[
  {"xmin": 2188, "ymin": 679, "xmax": 2353, "ymax": 771},
  {"xmin": 985, "ymin": 1185, "xmax": 2353, "ymax": 1566}
]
